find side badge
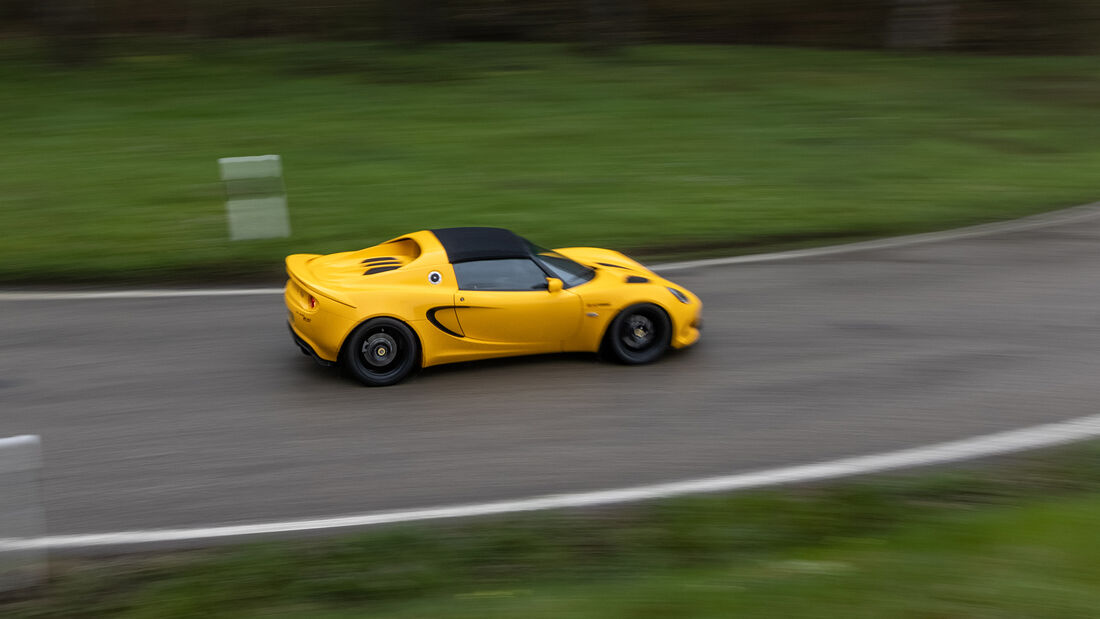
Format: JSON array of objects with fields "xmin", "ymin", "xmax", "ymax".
[{"xmin": 428, "ymin": 271, "xmax": 442, "ymax": 285}]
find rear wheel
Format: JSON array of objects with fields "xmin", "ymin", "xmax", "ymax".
[
  {"xmin": 341, "ymin": 318, "xmax": 420, "ymax": 386},
  {"xmin": 601, "ymin": 303, "xmax": 671, "ymax": 365}
]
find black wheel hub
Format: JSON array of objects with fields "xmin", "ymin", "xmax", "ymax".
[
  {"xmin": 622, "ymin": 314, "xmax": 655, "ymax": 350},
  {"xmin": 362, "ymin": 332, "xmax": 398, "ymax": 368}
]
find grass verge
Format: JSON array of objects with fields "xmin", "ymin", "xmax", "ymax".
[
  {"xmin": 1, "ymin": 39, "xmax": 1100, "ymax": 282},
  {"xmin": 4, "ymin": 442, "xmax": 1100, "ymax": 617}
]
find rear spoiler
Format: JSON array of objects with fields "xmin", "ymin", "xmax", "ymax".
[{"xmin": 285, "ymin": 254, "xmax": 356, "ymax": 308}]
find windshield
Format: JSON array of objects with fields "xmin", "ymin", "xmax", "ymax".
[{"xmin": 525, "ymin": 241, "xmax": 596, "ymax": 288}]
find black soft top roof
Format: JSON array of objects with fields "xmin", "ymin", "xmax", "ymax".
[{"xmin": 430, "ymin": 227, "xmax": 531, "ymax": 263}]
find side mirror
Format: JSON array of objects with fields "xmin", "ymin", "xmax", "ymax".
[{"xmin": 546, "ymin": 277, "xmax": 563, "ymax": 293}]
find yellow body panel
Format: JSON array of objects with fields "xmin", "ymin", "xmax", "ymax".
[{"xmin": 286, "ymin": 231, "xmax": 701, "ymax": 369}]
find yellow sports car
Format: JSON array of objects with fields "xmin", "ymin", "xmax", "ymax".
[{"xmin": 286, "ymin": 227, "xmax": 702, "ymax": 386}]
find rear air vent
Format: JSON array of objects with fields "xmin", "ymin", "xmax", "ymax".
[
  {"xmin": 364, "ymin": 266, "xmax": 400, "ymax": 275},
  {"xmin": 361, "ymin": 256, "xmax": 397, "ymax": 264},
  {"xmin": 625, "ymin": 275, "xmax": 649, "ymax": 284}
]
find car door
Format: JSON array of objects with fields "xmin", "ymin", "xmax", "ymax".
[{"xmin": 452, "ymin": 258, "xmax": 582, "ymax": 347}]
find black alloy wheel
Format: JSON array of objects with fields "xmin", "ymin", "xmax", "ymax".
[
  {"xmin": 341, "ymin": 317, "xmax": 420, "ymax": 386},
  {"xmin": 602, "ymin": 303, "xmax": 671, "ymax": 365}
]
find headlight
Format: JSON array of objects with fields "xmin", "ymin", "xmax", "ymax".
[{"xmin": 667, "ymin": 286, "xmax": 690, "ymax": 304}]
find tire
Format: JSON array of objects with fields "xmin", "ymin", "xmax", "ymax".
[
  {"xmin": 341, "ymin": 318, "xmax": 420, "ymax": 387},
  {"xmin": 601, "ymin": 303, "xmax": 671, "ymax": 365}
]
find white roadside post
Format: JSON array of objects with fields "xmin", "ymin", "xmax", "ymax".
[
  {"xmin": 0, "ymin": 435, "xmax": 46, "ymax": 593},
  {"xmin": 219, "ymin": 154, "xmax": 291, "ymax": 240}
]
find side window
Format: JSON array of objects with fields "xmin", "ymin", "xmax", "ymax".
[{"xmin": 453, "ymin": 259, "xmax": 548, "ymax": 291}]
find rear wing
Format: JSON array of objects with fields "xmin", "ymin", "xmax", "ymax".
[{"xmin": 285, "ymin": 254, "xmax": 356, "ymax": 308}]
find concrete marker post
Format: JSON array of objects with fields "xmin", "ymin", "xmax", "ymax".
[
  {"xmin": 219, "ymin": 155, "xmax": 291, "ymax": 240},
  {"xmin": 0, "ymin": 435, "xmax": 46, "ymax": 592}
]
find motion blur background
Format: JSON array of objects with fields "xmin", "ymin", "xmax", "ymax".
[
  {"xmin": 4, "ymin": 2, "xmax": 1100, "ymax": 617},
  {"xmin": 13, "ymin": 0, "xmax": 1100, "ymax": 53},
  {"xmin": 3, "ymin": 1, "xmax": 1100, "ymax": 282}
]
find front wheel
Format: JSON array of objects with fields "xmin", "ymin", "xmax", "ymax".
[
  {"xmin": 341, "ymin": 318, "xmax": 420, "ymax": 386},
  {"xmin": 601, "ymin": 303, "xmax": 671, "ymax": 365}
]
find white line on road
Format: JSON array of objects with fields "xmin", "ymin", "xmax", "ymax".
[
  {"xmin": 0, "ymin": 435, "xmax": 40, "ymax": 450},
  {"xmin": 2, "ymin": 201, "xmax": 1098, "ymax": 301},
  {"xmin": 3, "ymin": 413, "xmax": 1100, "ymax": 551},
  {"xmin": 655, "ymin": 200, "xmax": 1100, "ymax": 272},
  {"xmin": 0, "ymin": 288, "xmax": 284, "ymax": 301}
]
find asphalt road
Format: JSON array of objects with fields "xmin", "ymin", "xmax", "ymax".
[{"xmin": 4, "ymin": 212, "xmax": 1100, "ymax": 536}]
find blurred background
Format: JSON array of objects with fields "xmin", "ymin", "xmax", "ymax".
[
  {"xmin": 13, "ymin": 0, "xmax": 1100, "ymax": 53},
  {"xmin": 1, "ymin": 1, "xmax": 1100, "ymax": 282},
  {"xmin": 4, "ymin": 2, "xmax": 1100, "ymax": 617}
]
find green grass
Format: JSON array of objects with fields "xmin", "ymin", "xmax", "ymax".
[
  {"xmin": 5, "ymin": 443, "xmax": 1100, "ymax": 617},
  {"xmin": 1, "ymin": 39, "xmax": 1100, "ymax": 282},
  {"xmin": 371, "ymin": 496, "xmax": 1100, "ymax": 619}
]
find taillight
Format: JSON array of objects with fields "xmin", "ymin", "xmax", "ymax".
[{"xmin": 308, "ymin": 296, "xmax": 318, "ymax": 310}]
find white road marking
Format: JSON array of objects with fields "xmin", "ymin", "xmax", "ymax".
[
  {"xmin": 655, "ymin": 201, "xmax": 1100, "ymax": 272},
  {"xmin": 3, "ymin": 414, "xmax": 1099, "ymax": 551},
  {"xmin": 1, "ymin": 201, "xmax": 1098, "ymax": 301},
  {"xmin": 0, "ymin": 288, "xmax": 283, "ymax": 301},
  {"xmin": 0, "ymin": 435, "xmax": 40, "ymax": 449}
]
